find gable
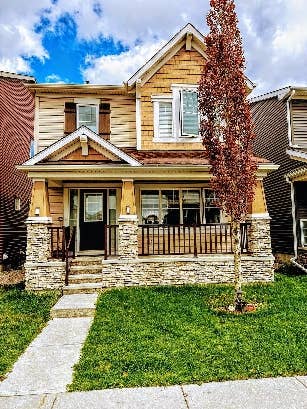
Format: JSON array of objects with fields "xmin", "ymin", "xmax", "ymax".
[{"xmin": 23, "ymin": 126, "xmax": 141, "ymax": 166}]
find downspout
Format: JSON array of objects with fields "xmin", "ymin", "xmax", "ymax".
[{"xmin": 286, "ymin": 89, "xmax": 295, "ymax": 147}]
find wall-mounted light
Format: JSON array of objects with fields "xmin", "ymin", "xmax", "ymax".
[
  {"xmin": 35, "ymin": 207, "xmax": 40, "ymax": 216},
  {"xmin": 14, "ymin": 197, "xmax": 21, "ymax": 211},
  {"xmin": 126, "ymin": 205, "xmax": 130, "ymax": 215}
]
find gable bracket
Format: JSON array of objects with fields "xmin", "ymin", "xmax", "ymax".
[
  {"xmin": 186, "ymin": 32, "xmax": 193, "ymax": 51},
  {"xmin": 80, "ymin": 134, "xmax": 89, "ymax": 156}
]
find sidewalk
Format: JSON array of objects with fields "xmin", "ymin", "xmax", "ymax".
[{"xmin": 1, "ymin": 376, "xmax": 306, "ymax": 409}]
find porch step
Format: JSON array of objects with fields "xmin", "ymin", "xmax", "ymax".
[
  {"xmin": 70, "ymin": 256, "xmax": 102, "ymax": 267},
  {"xmin": 63, "ymin": 282, "xmax": 103, "ymax": 295},
  {"xmin": 51, "ymin": 293, "xmax": 98, "ymax": 318},
  {"xmin": 70, "ymin": 265, "xmax": 102, "ymax": 275},
  {"xmin": 69, "ymin": 273, "xmax": 102, "ymax": 285}
]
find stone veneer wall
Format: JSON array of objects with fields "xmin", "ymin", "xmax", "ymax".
[
  {"xmin": 25, "ymin": 220, "xmax": 65, "ymax": 290},
  {"xmin": 101, "ymin": 217, "xmax": 275, "ymax": 288},
  {"xmin": 101, "ymin": 255, "xmax": 274, "ymax": 288}
]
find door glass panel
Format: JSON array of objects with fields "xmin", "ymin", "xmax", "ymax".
[
  {"xmin": 69, "ymin": 189, "xmax": 78, "ymax": 226},
  {"xmin": 84, "ymin": 193, "xmax": 103, "ymax": 222}
]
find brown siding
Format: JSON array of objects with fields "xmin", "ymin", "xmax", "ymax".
[
  {"xmin": 0, "ymin": 77, "xmax": 34, "ymax": 265},
  {"xmin": 141, "ymin": 46, "xmax": 205, "ymax": 150},
  {"xmin": 291, "ymin": 100, "xmax": 307, "ymax": 148},
  {"xmin": 252, "ymin": 97, "xmax": 303, "ymax": 255},
  {"xmin": 48, "ymin": 187, "xmax": 64, "ymax": 226}
]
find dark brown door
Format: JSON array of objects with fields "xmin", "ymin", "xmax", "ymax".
[{"xmin": 79, "ymin": 190, "xmax": 106, "ymax": 251}]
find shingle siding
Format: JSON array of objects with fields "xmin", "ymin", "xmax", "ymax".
[{"xmin": 252, "ymin": 96, "xmax": 302, "ymax": 255}]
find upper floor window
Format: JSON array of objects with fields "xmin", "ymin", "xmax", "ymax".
[
  {"xmin": 77, "ymin": 105, "xmax": 98, "ymax": 133},
  {"xmin": 152, "ymin": 84, "xmax": 200, "ymax": 142}
]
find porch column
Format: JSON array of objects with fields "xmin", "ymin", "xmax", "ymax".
[
  {"xmin": 25, "ymin": 179, "xmax": 65, "ymax": 290},
  {"xmin": 247, "ymin": 180, "xmax": 273, "ymax": 257},
  {"xmin": 118, "ymin": 179, "xmax": 138, "ymax": 260}
]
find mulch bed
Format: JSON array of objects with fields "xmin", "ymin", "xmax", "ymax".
[{"xmin": 0, "ymin": 269, "xmax": 25, "ymax": 286}]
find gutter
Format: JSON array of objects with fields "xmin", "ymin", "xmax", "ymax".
[
  {"xmin": 286, "ymin": 90, "xmax": 296, "ymax": 147},
  {"xmin": 290, "ymin": 256, "xmax": 307, "ymax": 274}
]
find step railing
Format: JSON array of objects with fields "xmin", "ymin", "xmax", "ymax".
[{"xmin": 48, "ymin": 226, "xmax": 76, "ymax": 285}]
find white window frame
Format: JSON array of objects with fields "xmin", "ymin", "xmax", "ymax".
[
  {"xmin": 152, "ymin": 84, "xmax": 201, "ymax": 143},
  {"xmin": 300, "ymin": 219, "xmax": 307, "ymax": 247},
  {"xmin": 172, "ymin": 84, "xmax": 200, "ymax": 141},
  {"xmin": 152, "ymin": 95, "xmax": 173, "ymax": 141},
  {"xmin": 77, "ymin": 104, "xmax": 99, "ymax": 133}
]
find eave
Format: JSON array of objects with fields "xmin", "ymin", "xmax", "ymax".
[
  {"xmin": 17, "ymin": 163, "xmax": 278, "ymax": 181},
  {"xmin": 27, "ymin": 83, "xmax": 128, "ymax": 96}
]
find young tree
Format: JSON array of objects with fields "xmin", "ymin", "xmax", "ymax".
[{"xmin": 198, "ymin": 0, "xmax": 257, "ymax": 309}]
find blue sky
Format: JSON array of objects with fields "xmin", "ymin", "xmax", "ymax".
[{"xmin": 1, "ymin": 0, "xmax": 307, "ymax": 95}]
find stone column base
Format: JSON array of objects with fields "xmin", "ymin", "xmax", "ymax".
[
  {"xmin": 118, "ymin": 215, "xmax": 139, "ymax": 260},
  {"xmin": 25, "ymin": 261, "xmax": 65, "ymax": 290}
]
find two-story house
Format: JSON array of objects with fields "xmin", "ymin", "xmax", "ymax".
[
  {"xmin": 0, "ymin": 71, "xmax": 35, "ymax": 271},
  {"xmin": 251, "ymin": 86, "xmax": 307, "ymax": 269},
  {"xmin": 19, "ymin": 24, "xmax": 277, "ymax": 292}
]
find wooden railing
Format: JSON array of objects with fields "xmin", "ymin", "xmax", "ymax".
[
  {"xmin": 139, "ymin": 223, "xmax": 250, "ymax": 257},
  {"xmin": 104, "ymin": 224, "xmax": 119, "ymax": 260},
  {"xmin": 48, "ymin": 226, "xmax": 76, "ymax": 285}
]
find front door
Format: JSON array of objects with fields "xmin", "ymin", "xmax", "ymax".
[{"xmin": 79, "ymin": 190, "xmax": 106, "ymax": 251}]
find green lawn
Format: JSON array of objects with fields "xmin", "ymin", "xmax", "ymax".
[
  {"xmin": 70, "ymin": 273, "xmax": 307, "ymax": 391},
  {"xmin": 0, "ymin": 287, "xmax": 59, "ymax": 380}
]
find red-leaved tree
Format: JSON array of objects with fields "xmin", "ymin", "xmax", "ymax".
[{"xmin": 198, "ymin": 0, "xmax": 257, "ymax": 307}]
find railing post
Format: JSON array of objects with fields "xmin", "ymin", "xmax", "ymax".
[
  {"xmin": 104, "ymin": 225, "xmax": 108, "ymax": 260},
  {"xmin": 193, "ymin": 224, "xmax": 197, "ymax": 257}
]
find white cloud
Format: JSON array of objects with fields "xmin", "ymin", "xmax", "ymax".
[
  {"xmin": 0, "ymin": 0, "xmax": 50, "ymax": 73},
  {"xmin": 45, "ymin": 73, "xmax": 68, "ymax": 83},
  {"xmin": 82, "ymin": 40, "xmax": 165, "ymax": 84},
  {"xmin": 1, "ymin": 0, "xmax": 307, "ymax": 94}
]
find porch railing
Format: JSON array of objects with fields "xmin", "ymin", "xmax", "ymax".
[
  {"xmin": 104, "ymin": 224, "xmax": 119, "ymax": 260},
  {"xmin": 48, "ymin": 226, "xmax": 76, "ymax": 285},
  {"xmin": 139, "ymin": 223, "xmax": 250, "ymax": 257}
]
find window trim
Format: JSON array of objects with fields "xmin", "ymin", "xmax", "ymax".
[
  {"xmin": 140, "ymin": 187, "xmax": 221, "ymax": 225},
  {"xmin": 300, "ymin": 219, "xmax": 307, "ymax": 247},
  {"xmin": 152, "ymin": 84, "xmax": 201, "ymax": 143},
  {"xmin": 76, "ymin": 104, "xmax": 99, "ymax": 133}
]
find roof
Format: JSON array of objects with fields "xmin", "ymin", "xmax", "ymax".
[
  {"xmin": 0, "ymin": 71, "xmax": 35, "ymax": 83},
  {"xmin": 249, "ymin": 86, "xmax": 307, "ymax": 103},
  {"xmin": 123, "ymin": 149, "xmax": 271, "ymax": 166}
]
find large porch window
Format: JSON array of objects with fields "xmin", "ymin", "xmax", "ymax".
[{"xmin": 141, "ymin": 188, "xmax": 220, "ymax": 225}]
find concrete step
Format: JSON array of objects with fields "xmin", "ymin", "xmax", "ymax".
[
  {"xmin": 51, "ymin": 293, "xmax": 98, "ymax": 318},
  {"xmin": 71, "ymin": 256, "xmax": 102, "ymax": 266},
  {"xmin": 69, "ymin": 273, "xmax": 102, "ymax": 285},
  {"xmin": 63, "ymin": 282, "xmax": 103, "ymax": 295},
  {"xmin": 70, "ymin": 265, "xmax": 102, "ymax": 275}
]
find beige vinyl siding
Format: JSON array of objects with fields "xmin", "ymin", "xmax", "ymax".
[
  {"xmin": 37, "ymin": 94, "xmax": 136, "ymax": 152},
  {"xmin": 291, "ymin": 100, "xmax": 307, "ymax": 148}
]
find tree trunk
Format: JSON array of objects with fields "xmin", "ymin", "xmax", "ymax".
[{"xmin": 232, "ymin": 219, "xmax": 242, "ymax": 299}]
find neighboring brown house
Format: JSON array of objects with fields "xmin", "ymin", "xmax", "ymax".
[
  {"xmin": 251, "ymin": 87, "xmax": 307, "ymax": 267},
  {"xmin": 18, "ymin": 24, "xmax": 277, "ymax": 292},
  {"xmin": 0, "ymin": 71, "xmax": 35, "ymax": 270}
]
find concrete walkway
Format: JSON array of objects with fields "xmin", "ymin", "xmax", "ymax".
[
  {"xmin": 0, "ymin": 376, "xmax": 306, "ymax": 409},
  {"xmin": 0, "ymin": 293, "xmax": 98, "ymax": 396}
]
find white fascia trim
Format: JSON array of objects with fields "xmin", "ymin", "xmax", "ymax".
[
  {"xmin": 136, "ymin": 81, "xmax": 142, "ymax": 150},
  {"xmin": 286, "ymin": 149, "xmax": 307, "ymax": 163},
  {"xmin": 127, "ymin": 24, "xmax": 204, "ymax": 86},
  {"xmin": 23, "ymin": 126, "xmax": 142, "ymax": 167}
]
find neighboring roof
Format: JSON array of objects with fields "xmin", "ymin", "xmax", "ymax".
[
  {"xmin": 22, "ymin": 126, "xmax": 142, "ymax": 167},
  {"xmin": 285, "ymin": 165, "xmax": 307, "ymax": 181},
  {"xmin": 0, "ymin": 71, "xmax": 35, "ymax": 83},
  {"xmin": 123, "ymin": 149, "xmax": 271, "ymax": 166},
  {"xmin": 249, "ymin": 86, "xmax": 307, "ymax": 103},
  {"xmin": 286, "ymin": 148, "xmax": 307, "ymax": 163}
]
